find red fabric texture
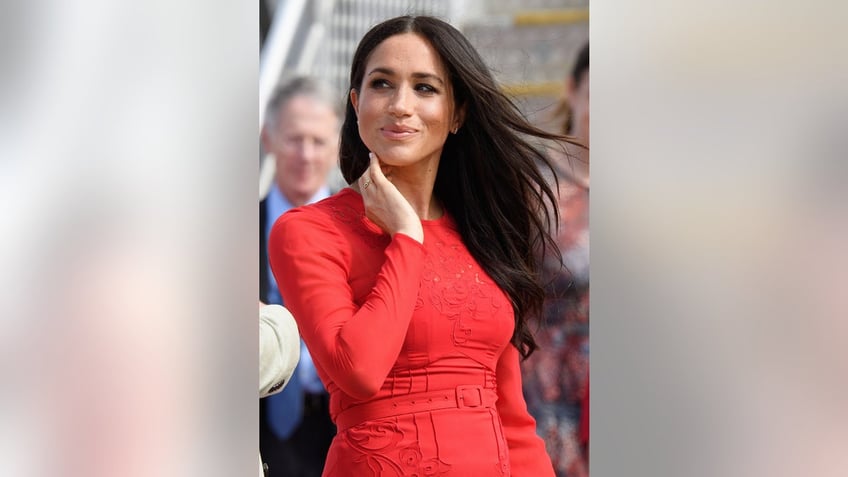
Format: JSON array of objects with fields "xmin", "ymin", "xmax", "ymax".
[{"xmin": 269, "ymin": 188, "xmax": 554, "ymax": 476}]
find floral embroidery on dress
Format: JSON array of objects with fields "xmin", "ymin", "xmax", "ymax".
[
  {"xmin": 346, "ymin": 422, "xmax": 404, "ymax": 453},
  {"xmin": 328, "ymin": 202, "xmax": 390, "ymax": 250},
  {"xmin": 339, "ymin": 422, "xmax": 452, "ymax": 476},
  {"xmin": 421, "ymin": 240, "xmax": 506, "ymax": 347},
  {"xmin": 399, "ymin": 445, "xmax": 451, "ymax": 476},
  {"xmin": 343, "ymin": 421, "xmax": 406, "ymax": 475},
  {"xmin": 417, "ymin": 458, "xmax": 451, "ymax": 476},
  {"xmin": 399, "ymin": 446, "xmax": 423, "ymax": 468}
]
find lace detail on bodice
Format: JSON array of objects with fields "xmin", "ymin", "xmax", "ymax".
[
  {"xmin": 328, "ymin": 201, "xmax": 391, "ymax": 250},
  {"xmin": 421, "ymin": 239, "xmax": 509, "ymax": 348}
]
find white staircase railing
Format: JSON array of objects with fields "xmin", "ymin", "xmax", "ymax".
[{"xmin": 259, "ymin": 0, "xmax": 310, "ymax": 129}]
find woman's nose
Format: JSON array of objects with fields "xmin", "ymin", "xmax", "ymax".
[{"xmin": 387, "ymin": 87, "xmax": 413, "ymax": 117}]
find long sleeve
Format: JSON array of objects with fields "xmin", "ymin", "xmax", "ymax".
[
  {"xmin": 259, "ymin": 304, "xmax": 301, "ymax": 397},
  {"xmin": 496, "ymin": 344, "xmax": 555, "ymax": 476},
  {"xmin": 268, "ymin": 207, "xmax": 427, "ymax": 400}
]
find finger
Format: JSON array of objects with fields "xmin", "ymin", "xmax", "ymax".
[
  {"xmin": 368, "ymin": 152, "xmax": 388, "ymax": 182},
  {"xmin": 358, "ymin": 162, "xmax": 372, "ymax": 190},
  {"xmin": 370, "ymin": 153, "xmax": 394, "ymax": 179}
]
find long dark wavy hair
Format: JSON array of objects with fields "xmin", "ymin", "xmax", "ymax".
[{"xmin": 340, "ymin": 15, "xmax": 578, "ymax": 359}]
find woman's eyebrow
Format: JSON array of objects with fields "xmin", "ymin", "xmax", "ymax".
[{"xmin": 367, "ymin": 67, "xmax": 444, "ymax": 85}]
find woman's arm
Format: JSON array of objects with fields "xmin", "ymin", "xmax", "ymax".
[
  {"xmin": 496, "ymin": 344, "xmax": 556, "ymax": 476},
  {"xmin": 269, "ymin": 208, "xmax": 426, "ymax": 400}
]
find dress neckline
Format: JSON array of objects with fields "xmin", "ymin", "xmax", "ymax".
[{"xmin": 339, "ymin": 187, "xmax": 454, "ymax": 228}]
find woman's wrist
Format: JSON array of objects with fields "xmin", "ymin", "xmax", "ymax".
[{"xmin": 393, "ymin": 224, "xmax": 424, "ymax": 243}]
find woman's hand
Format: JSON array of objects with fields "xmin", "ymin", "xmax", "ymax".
[{"xmin": 357, "ymin": 152, "xmax": 424, "ymax": 243}]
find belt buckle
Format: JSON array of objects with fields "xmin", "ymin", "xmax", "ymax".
[{"xmin": 456, "ymin": 385, "xmax": 483, "ymax": 409}]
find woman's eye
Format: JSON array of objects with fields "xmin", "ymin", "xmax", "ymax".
[
  {"xmin": 416, "ymin": 83, "xmax": 437, "ymax": 94},
  {"xmin": 369, "ymin": 79, "xmax": 390, "ymax": 89}
]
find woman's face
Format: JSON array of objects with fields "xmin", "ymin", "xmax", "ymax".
[{"xmin": 351, "ymin": 33, "xmax": 460, "ymax": 172}]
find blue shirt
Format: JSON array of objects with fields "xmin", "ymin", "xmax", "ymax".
[{"xmin": 265, "ymin": 184, "xmax": 331, "ymax": 305}]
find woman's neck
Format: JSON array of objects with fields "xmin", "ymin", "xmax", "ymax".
[
  {"xmin": 392, "ymin": 179, "xmax": 442, "ymax": 220},
  {"xmin": 388, "ymin": 162, "xmax": 443, "ymax": 220}
]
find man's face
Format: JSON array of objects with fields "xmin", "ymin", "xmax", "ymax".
[{"xmin": 264, "ymin": 95, "xmax": 339, "ymax": 205}]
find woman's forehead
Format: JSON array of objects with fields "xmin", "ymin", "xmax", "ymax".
[{"xmin": 365, "ymin": 33, "xmax": 446, "ymax": 77}]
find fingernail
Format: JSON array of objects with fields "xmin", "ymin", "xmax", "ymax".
[{"xmin": 368, "ymin": 152, "xmax": 374, "ymax": 160}]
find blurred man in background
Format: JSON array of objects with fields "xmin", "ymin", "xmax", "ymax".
[{"xmin": 259, "ymin": 75, "xmax": 341, "ymax": 477}]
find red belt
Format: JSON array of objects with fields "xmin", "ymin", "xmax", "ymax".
[{"xmin": 335, "ymin": 385, "xmax": 498, "ymax": 432}]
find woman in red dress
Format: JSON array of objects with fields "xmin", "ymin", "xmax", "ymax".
[{"xmin": 269, "ymin": 16, "xmax": 581, "ymax": 476}]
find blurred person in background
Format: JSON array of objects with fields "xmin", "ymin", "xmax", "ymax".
[
  {"xmin": 268, "ymin": 15, "xmax": 586, "ymax": 477},
  {"xmin": 259, "ymin": 75, "xmax": 341, "ymax": 477},
  {"xmin": 259, "ymin": 303, "xmax": 301, "ymax": 476},
  {"xmin": 521, "ymin": 41, "xmax": 590, "ymax": 477},
  {"xmin": 546, "ymin": 41, "xmax": 589, "ymax": 171}
]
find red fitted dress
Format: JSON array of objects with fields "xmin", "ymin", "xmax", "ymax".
[{"xmin": 269, "ymin": 188, "xmax": 554, "ymax": 477}]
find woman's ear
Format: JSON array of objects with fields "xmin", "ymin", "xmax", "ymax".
[
  {"xmin": 350, "ymin": 88, "xmax": 359, "ymax": 117},
  {"xmin": 453, "ymin": 104, "xmax": 467, "ymax": 133}
]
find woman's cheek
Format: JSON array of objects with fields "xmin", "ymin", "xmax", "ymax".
[{"xmin": 357, "ymin": 121, "xmax": 375, "ymax": 151}]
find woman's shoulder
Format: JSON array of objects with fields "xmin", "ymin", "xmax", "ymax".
[{"xmin": 273, "ymin": 188, "xmax": 364, "ymax": 239}]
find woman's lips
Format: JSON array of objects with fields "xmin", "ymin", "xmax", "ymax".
[{"xmin": 380, "ymin": 126, "xmax": 417, "ymax": 140}]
